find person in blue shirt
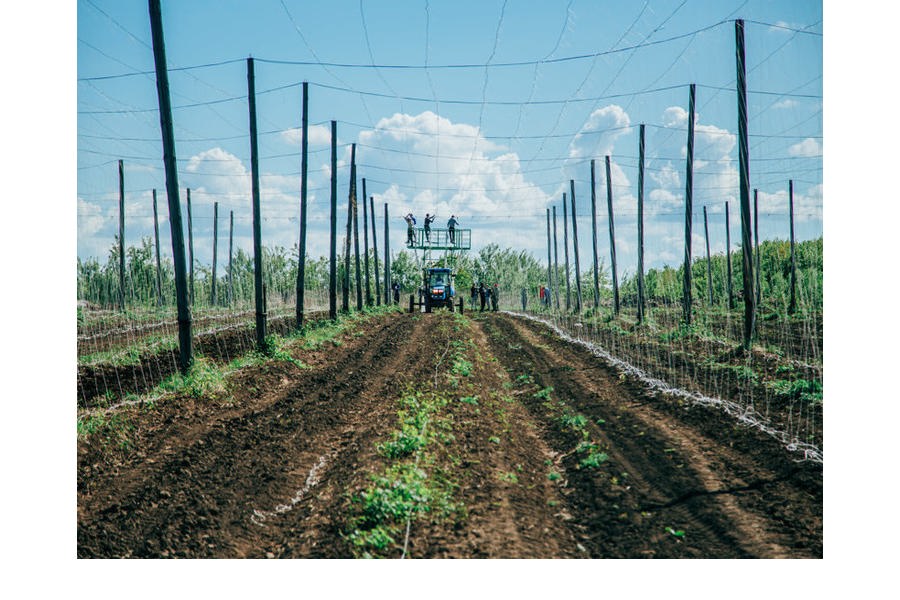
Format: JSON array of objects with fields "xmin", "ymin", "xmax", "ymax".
[{"xmin": 447, "ymin": 215, "xmax": 458, "ymax": 245}]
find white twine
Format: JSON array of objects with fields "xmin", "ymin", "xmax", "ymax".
[{"xmin": 505, "ymin": 311, "xmax": 822, "ymax": 465}]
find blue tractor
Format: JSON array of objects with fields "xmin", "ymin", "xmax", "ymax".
[{"xmin": 423, "ymin": 267, "xmax": 455, "ymax": 312}]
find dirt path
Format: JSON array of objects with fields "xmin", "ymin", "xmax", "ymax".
[{"xmin": 78, "ymin": 310, "xmax": 821, "ymax": 558}]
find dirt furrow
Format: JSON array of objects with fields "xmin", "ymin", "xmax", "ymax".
[
  {"xmin": 479, "ymin": 313, "xmax": 822, "ymax": 558},
  {"xmin": 78, "ymin": 313, "xmax": 423, "ymax": 558}
]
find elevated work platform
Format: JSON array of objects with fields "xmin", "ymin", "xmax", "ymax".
[{"xmin": 405, "ymin": 227, "xmax": 471, "ymax": 251}]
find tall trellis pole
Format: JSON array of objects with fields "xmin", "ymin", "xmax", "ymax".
[
  {"xmin": 736, "ymin": 19, "xmax": 756, "ymax": 348},
  {"xmin": 352, "ymin": 152, "xmax": 362, "ymax": 311},
  {"xmin": 546, "ymin": 208, "xmax": 552, "ymax": 305},
  {"xmin": 211, "ymin": 201, "xmax": 218, "ymax": 306},
  {"xmin": 605, "ymin": 155, "xmax": 619, "ymax": 316},
  {"xmin": 569, "ymin": 180, "xmax": 582, "ymax": 313},
  {"xmin": 726, "ymin": 201, "xmax": 734, "ymax": 310},
  {"xmin": 371, "ymin": 195, "xmax": 381, "ymax": 306},
  {"xmin": 552, "ymin": 205, "xmax": 560, "ymax": 310},
  {"xmin": 228, "ymin": 210, "xmax": 234, "ymax": 307},
  {"xmin": 118, "ymin": 159, "xmax": 126, "ymax": 311},
  {"xmin": 704, "ymin": 205, "xmax": 713, "ymax": 305},
  {"xmin": 637, "ymin": 124, "xmax": 646, "ymax": 325},
  {"xmin": 789, "ymin": 179, "xmax": 797, "ymax": 315},
  {"xmin": 148, "ymin": 0, "xmax": 192, "ymax": 372},
  {"xmin": 590, "ymin": 160, "xmax": 600, "ymax": 310},
  {"xmin": 343, "ymin": 144, "xmax": 355, "ymax": 314},
  {"xmin": 362, "ymin": 179, "xmax": 372, "ymax": 306},
  {"xmin": 152, "ymin": 189, "xmax": 163, "ymax": 307},
  {"xmin": 683, "ymin": 84, "xmax": 696, "ymax": 325},
  {"xmin": 296, "ymin": 81, "xmax": 309, "ymax": 329},
  {"xmin": 562, "ymin": 194, "xmax": 570, "ymax": 311},
  {"xmin": 329, "ymin": 121, "xmax": 338, "ymax": 320},
  {"xmin": 247, "ymin": 57, "xmax": 266, "ymax": 352},
  {"xmin": 187, "ymin": 188, "xmax": 194, "ymax": 306},
  {"xmin": 754, "ymin": 188, "xmax": 761, "ymax": 309},
  {"xmin": 384, "ymin": 203, "xmax": 391, "ymax": 304}
]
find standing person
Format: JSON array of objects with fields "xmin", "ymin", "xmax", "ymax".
[
  {"xmin": 404, "ymin": 213, "xmax": 416, "ymax": 245},
  {"xmin": 447, "ymin": 215, "xmax": 458, "ymax": 245},
  {"xmin": 478, "ymin": 282, "xmax": 486, "ymax": 312},
  {"xmin": 491, "ymin": 284, "xmax": 499, "ymax": 311},
  {"xmin": 470, "ymin": 283, "xmax": 477, "ymax": 310},
  {"xmin": 521, "ymin": 287, "xmax": 527, "ymax": 311},
  {"xmin": 392, "ymin": 281, "xmax": 401, "ymax": 304},
  {"xmin": 424, "ymin": 213, "xmax": 436, "ymax": 243}
]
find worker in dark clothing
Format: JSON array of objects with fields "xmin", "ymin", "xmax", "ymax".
[
  {"xmin": 491, "ymin": 284, "xmax": 499, "ymax": 311},
  {"xmin": 470, "ymin": 283, "xmax": 477, "ymax": 310},
  {"xmin": 393, "ymin": 282, "xmax": 401, "ymax": 304},
  {"xmin": 424, "ymin": 213, "xmax": 435, "ymax": 242},
  {"xmin": 521, "ymin": 287, "xmax": 527, "ymax": 311},
  {"xmin": 447, "ymin": 215, "xmax": 458, "ymax": 245},
  {"xmin": 404, "ymin": 213, "xmax": 416, "ymax": 245},
  {"xmin": 478, "ymin": 282, "xmax": 486, "ymax": 312}
]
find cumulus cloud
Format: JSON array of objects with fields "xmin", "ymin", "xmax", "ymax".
[
  {"xmin": 788, "ymin": 138, "xmax": 822, "ymax": 157},
  {"xmin": 281, "ymin": 123, "xmax": 332, "ymax": 146},
  {"xmin": 358, "ymin": 111, "xmax": 549, "ymax": 228},
  {"xmin": 568, "ymin": 105, "xmax": 632, "ymax": 160}
]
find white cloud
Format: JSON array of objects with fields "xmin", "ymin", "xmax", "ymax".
[
  {"xmin": 280, "ymin": 124, "xmax": 332, "ymax": 146},
  {"xmin": 568, "ymin": 105, "xmax": 632, "ymax": 160},
  {"xmin": 773, "ymin": 99, "xmax": 798, "ymax": 110},
  {"xmin": 788, "ymin": 138, "xmax": 822, "ymax": 157}
]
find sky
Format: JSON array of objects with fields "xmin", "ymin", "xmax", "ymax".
[{"xmin": 76, "ymin": 0, "xmax": 824, "ymax": 275}]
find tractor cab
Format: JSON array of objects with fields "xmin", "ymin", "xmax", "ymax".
[{"xmin": 423, "ymin": 267, "xmax": 455, "ymax": 312}]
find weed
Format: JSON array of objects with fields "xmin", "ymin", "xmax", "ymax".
[
  {"xmin": 488, "ymin": 436, "xmax": 501, "ymax": 444},
  {"xmin": 559, "ymin": 413, "xmax": 588, "ymax": 429},
  {"xmin": 548, "ymin": 471, "xmax": 562, "ymax": 482},
  {"xmin": 532, "ymin": 386, "xmax": 553, "ymax": 400},
  {"xmin": 459, "ymin": 396, "xmax": 479, "ymax": 406},
  {"xmin": 498, "ymin": 471, "xmax": 519, "ymax": 484}
]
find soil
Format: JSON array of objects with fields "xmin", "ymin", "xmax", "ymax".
[{"xmin": 77, "ymin": 311, "xmax": 822, "ymax": 558}]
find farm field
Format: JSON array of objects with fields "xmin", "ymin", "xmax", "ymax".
[{"xmin": 77, "ymin": 309, "xmax": 821, "ymax": 558}]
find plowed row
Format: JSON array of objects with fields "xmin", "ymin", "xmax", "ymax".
[{"xmin": 77, "ymin": 310, "xmax": 821, "ymax": 558}]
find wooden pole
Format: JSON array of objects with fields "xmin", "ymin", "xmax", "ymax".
[
  {"xmin": 726, "ymin": 201, "xmax": 734, "ymax": 310},
  {"xmin": 352, "ymin": 149, "xmax": 362, "ymax": 311},
  {"xmin": 637, "ymin": 123, "xmax": 646, "ymax": 325},
  {"xmin": 562, "ymin": 194, "xmax": 570, "ymax": 311},
  {"xmin": 362, "ymin": 179, "xmax": 372, "ymax": 306},
  {"xmin": 384, "ymin": 203, "xmax": 391, "ymax": 304},
  {"xmin": 118, "ymin": 159, "xmax": 126, "ymax": 311},
  {"xmin": 152, "ymin": 189, "xmax": 163, "ymax": 307},
  {"xmin": 683, "ymin": 83, "xmax": 696, "ymax": 325},
  {"xmin": 546, "ymin": 208, "xmax": 552, "ymax": 305},
  {"xmin": 187, "ymin": 188, "xmax": 194, "ymax": 306},
  {"xmin": 329, "ymin": 120, "xmax": 337, "ymax": 320},
  {"xmin": 296, "ymin": 80, "xmax": 309, "ymax": 329},
  {"xmin": 148, "ymin": 0, "xmax": 192, "ymax": 372},
  {"xmin": 212, "ymin": 201, "xmax": 218, "ymax": 306},
  {"xmin": 704, "ymin": 205, "xmax": 713, "ymax": 305},
  {"xmin": 371, "ymin": 195, "xmax": 381, "ymax": 306},
  {"xmin": 605, "ymin": 155, "xmax": 619, "ymax": 316},
  {"xmin": 552, "ymin": 205, "xmax": 560, "ymax": 310},
  {"xmin": 788, "ymin": 179, "xmax": 797, "ymax": 314},
  {"xmin": 590, "ymin": 160, "xmax": 600, "ymax": 310},
  {"xmin": 228, "ymin": 210, "xmax": 234, "ymax": 307},
  {"xmin": 736, "ymin": 19, "xmax": 756, "ymax": 347},
  {"xmin": 570, "ymin": 180, "xmax": 582, "ymax": 313},
  {"xmin": 343, "ymin": 144, "xmax": 354, "ymax": 313},
  {"xmin": 754, "ymin": 188, "xmax": 761, "ymax": 309},
  {"xmin": 247, "ymin": 57, "xmax": 266, "ymax": 351}
]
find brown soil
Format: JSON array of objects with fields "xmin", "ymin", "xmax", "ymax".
[{"xmin": 77, "ymin": 311, "xmax": 821, "ymax": 558}]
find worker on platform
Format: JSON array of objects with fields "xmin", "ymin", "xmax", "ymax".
[
  {"xmin": 404, "ymin": 213, "xmax": 416, "ymax": 245},
  {"xmin": 447, "ymin": 215, "xmax": 458, "ymax": 245},
  {"xmin": 424, "ymin": 213, "xmax": 436, "ymax": 243}
]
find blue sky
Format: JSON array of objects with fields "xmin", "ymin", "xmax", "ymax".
[{"xmin": 77, "ymin": 0, "xmax": 823, "ymax": 273}]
